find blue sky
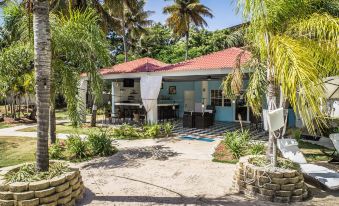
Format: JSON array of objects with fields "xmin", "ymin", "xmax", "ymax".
[
  {"xmin": 0, "ymin": 1, "xmax": 243, "ymax": 30},
  {"xmin": 145, "ymin": 0, "xmax": 243, "ymax": 31}
]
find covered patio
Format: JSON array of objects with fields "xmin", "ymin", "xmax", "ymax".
[{"xmin": 79, "ymin": 48, "xmax": 257, "ymax": 127}]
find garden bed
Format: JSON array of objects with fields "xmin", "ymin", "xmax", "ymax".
[
  {"xmin": 232, "ymin": 155, "xmax": 308, "ymax": 203},
  {"xmin": 0, "ymin": 162, "xmax": 84, "ymax": 206}
]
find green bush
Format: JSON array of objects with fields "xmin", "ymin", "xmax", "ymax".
[
  {"xmin": 292, "ymin": 129, "xmax": 302, "ymax": 143},
  {"xmin": 144, "ymin": 124, "xmax": 161, "ymax": 138},
  {"xmin": 49, "ymin": 139, "xmax": 65, "ymax": 159},
  {"xmin": 224, "ymin": 130, "xmax": 250, "ymax": 159},
  {"xmin": 87, "ymin": 129, "xmax": 116, "ymax": 157},
  {"xmin": 249, "ymin": 142, "xmax": 266, "ymax": 155},
  {"xmin": 66, "ymin": 134, "xmax": 89, "ymax": 159},
  {"xmin": 112, "ymin": 124, "xmax": 142, "ymax": 139},
  {"xmin": 162, "ymin": 122, "xmax": 174, "ymax": 137}
]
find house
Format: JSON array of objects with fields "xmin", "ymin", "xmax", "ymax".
[{"xmin": 79, "ymin": 47, "xmax": 296, "ymax": 126}]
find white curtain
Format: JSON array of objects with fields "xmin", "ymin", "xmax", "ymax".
[{"xmin": 140, "ymin": 76, "xmax": 162, "ymax": 123}]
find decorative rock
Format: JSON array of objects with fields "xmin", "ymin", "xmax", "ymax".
[
  {"xmin": 280, "ymin": 184, "xmax": 295, "ymax": 191},
  {"xmin": 39, "ymin": 201, "xmax": 57, "ymax": 206},
  {"xmin": 0, "ymin": 192, "xmax": 13, "ymax": 200},
  {"xmin": 256, "ymin": 193, "xmax": 273, "ymax": 202},
  {"xmin": 293, "ymin": 188, "xmax": 303, "ymax": 196},
  {"xmin": 17, "ymin": 198, "xmax": 39, "ymax": 206},
  {"xmin": 55, "ymin": 182, "xmax": 69, "ymax": 193},
  {"xmin": 283, "ymin": 171, "xmax": 296, "ymax": 178},
  {"xmin": 72, "ymin": 181, "xmax": 81, "ymax": 191},
  {"xmin": 57, "ymin": 194, "xmax": 71, "ymax": 205},
  {"xmin": 39, "ymin": 193, "xmax": 59, "ymax": 204},
  {"xmin": 275, "ymin": 190, "xmax": 292, "ymax": 197},
  {"xmin": 264, "ymin": 183, "xmax": 280, "ymax": 191},
  {"xmin": 65, "ymin": 172, "xmax": 77, "ymax": 181},
  {"xmin": 58, "ymin": 187, "xmax": 72, "ymax": 198},
  {"xmin": 69, "ymin": 177, "xmax": 78, "ymax": 186},
  {"xmin": 34, "ymin": 187, "xmax": 55, "ymax": 198},
  {"xmin": 0, "ymin": 180, "xmax": 9, "ymax": 192},
  {"xmin": 65, "ymin": 198, "xmax": 75, "ymax": 206},
  {"xmin": 0, "ymin": 199, "xmax": 15, "ymax": 206},
  {"xmin": 49, "ymin": 176, "xmax": 66, "ymax": 187},
  {"xmin": 9, "ymin": 183, "xmax": 28, "ymax": 192},
  {"xmin": 13, "ymin": 191, "xmax": 34, "ymax": 201},
  {"xmin": 259, "ymin": 188, "xmax": 274, "ymax": 196},
  {"xmin": 274, "ymin": 196, "xmax": 290, "ymax": 203},
  {"xmin": 268, "ymin": 172, "xmax": 283, "ymax": 178},
  {"xmin": 287, "ymin": 176, "xmax": 300, "ymax": 184},
  {"xmin": 29, "ymin": 180, "xmax": 50, "ymax": 191},
  {"xmin": 258, "ymin": 176, "xmax": 270, "ymax": 184},
  {"xmin": 272, "ymin": 178, "xmax": 287, "ymax": 185},
  {"xmin": 295, "ymin": 181, "xmax": 304, "ymax": 189},
  {"xmin": 291, "ymin": 195, "xmax": 303, "ymax": 202}
]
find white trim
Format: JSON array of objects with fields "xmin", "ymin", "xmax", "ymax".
[{"xmin": 81, "ymin": 67, "xmax": 252, "ymax": 81}]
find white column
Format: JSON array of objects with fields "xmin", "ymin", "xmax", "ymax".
[
  {"xmin": 111, "ymin": 81, "xmax": 115, "ymax": 116},
  {"xmin": 147, "ymin": 100, "xmax": 158, "ymax": 123},
  {"xmin": 79, "ymin": 79, "xmax": 87, "ymax": 122}
]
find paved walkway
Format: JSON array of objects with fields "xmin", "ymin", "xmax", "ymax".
[
  {"xmin": 303, "ymin": 137, "xmax": 335, "ymax": 149},
  {"xmin": 75, "ymin": 138, "xmax": 339, "ymax": 206}
]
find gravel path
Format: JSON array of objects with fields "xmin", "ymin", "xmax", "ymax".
[{"xmin": 74, "ymin": 138, "xmax": 339, "ymax": 205}]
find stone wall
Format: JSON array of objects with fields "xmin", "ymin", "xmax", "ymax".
[
  {"xmin": 232, "ymin": 156, "xmax": 308, "ymax": 203},
  {"xmin": 0, "ymin": 166, "xmax": 84, "ymax": 206}
]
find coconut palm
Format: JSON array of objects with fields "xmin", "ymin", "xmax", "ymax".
[
  {"xmin": 224, "ymin": 0, "xmax": 339, "ymax": 166},
  {"xmin": 33, "ymin": 0, "xmax": 51, "ymax": 171},
  {"xmin": 163, "ymin": 0, "xmax": 213, "ymax": 60}
]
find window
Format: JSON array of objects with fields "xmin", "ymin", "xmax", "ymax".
[{"xmin": 210, "ymin": 90, "xmax": 232, "ymax": 107}]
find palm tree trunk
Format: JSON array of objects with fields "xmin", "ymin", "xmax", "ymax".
[
  {"xmin": 122, "ymin": 17, "xmax": 128, "ymax": 62},
  {"xmin": 49, "ymin": 105, "xmax": 56, "ymax": 144},
  {"xmin": 185, "ymin": 29, "xmax": 189, "ymax": 60},
  {"xmin": 4, "ymin": 99, "xmax": 7, "ymax": 116},
  {"xmin": 33, "ymin": 0, "xmax": 52, "ymax": 172},
  {"xmin": 91, "ymin": 101, "xmax": 97, "ymax": 127},
  {"xmin": 266, "ymin": 79, "xmax": 277, "ymax": 166}
]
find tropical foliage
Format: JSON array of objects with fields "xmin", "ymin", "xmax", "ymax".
[
  {"xmin": 163, "ymin": 0, "xmax": 213, "ymax": 60},
  {"xmin": 223, "ymin": 0, "xmax": 339, "ymax": 165}
]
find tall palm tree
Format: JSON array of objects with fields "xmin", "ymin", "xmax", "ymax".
[
  {"xmin": 163, "ymin": 0, "xmax": 213, "ymax": 60},
  {"xmin": 224, "ymin": 0, "xmax": 338, "ymax": 166},
  {"xmin": 33, "ymin": 0, "xmax": 51, "ymax": 171}
]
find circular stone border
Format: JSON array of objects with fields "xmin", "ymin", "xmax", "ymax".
[
  {"xmin": 0, "ymin": 162, "xmax": 84, "ymax": 206},
  {"xmin": 232, "ymin": 155, "xmax": 308, "ymax": 203}
]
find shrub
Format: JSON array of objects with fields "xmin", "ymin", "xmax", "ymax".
[
  {"xmin": 66, "ymin": 134, "xmax": 89, "ymax": 159},
  {"xmin": 144, "ymin": 124, "xmax": 161, "ymax": 138},
  {"xmin": 224, "ymin": 130, "xmax": 250, "ymax": 159},
  {"xmin": 5, "ymin": 162, "xmax": 70, "ymax": 183},
  {"xmin": 49, "ymin": 139, "xmax": 65, "ymax": 159},
  {"xmin": 249, "ymin": 142, "xmax": 266, "ymax": 155},
  {"xmin": 87, "ymin": 129, "xmax": 116, "ymax": 157},
  {"xmin": 162, "ymin": 122, "xmax": 174, "ymax": 137},
  {"xmin": 112, "ymin": 124, "xmax": 142, "ymax": 139},
  {"xmin": 292, "ymin": 129, "xmax": 302, "ymax": 143}
]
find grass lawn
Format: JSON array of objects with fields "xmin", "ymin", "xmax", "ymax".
[
  {"xmin": 0, "ymin": 122, "xmax": 15, "ymax": 129},
  {"xmin": 213, "ymin": 139, "xmax": 333, "ymax": 164},
  {"xmin": 17, "ymin": 123, "xmax": 105, "ymax": 135},
  {"xmin": 299, "ymin": 140, "xmax": 331, "ymax": 162},
  {"xmin": 0, "ymin": 136, "xmax": 36, "ymax": 168}
]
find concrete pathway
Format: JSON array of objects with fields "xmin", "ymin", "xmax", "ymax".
[{"xmin": 303, "ymin": 137, "xmax": 335, "ymax": 149}]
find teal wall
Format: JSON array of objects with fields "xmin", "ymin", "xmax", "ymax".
[{"xmin": 208, "ymin": 80, "xmax": 234, "ymax": 121}]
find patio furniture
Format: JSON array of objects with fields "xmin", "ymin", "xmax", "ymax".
[
  {"xmin": 277, "ymin": 138, "xmax": 339, "ymax": 190},
  {"xmin": 183, "ymin": 112, "xmax": 195, "ymax": 128},
  {"xmin": 194, "ymin": 113, "xmax": 213, "ymax": 129},
  {"xmin": 326, "ymin": 134, "xmax": 339, "ymax": 163}
]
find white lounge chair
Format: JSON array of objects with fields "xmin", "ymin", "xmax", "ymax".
[
  {"xmin": 328, "ymin": 134, "xmax": 339, "ymax": 163},
  {"xmin": 277, "ymin": 139, "xmax": 339, "ymax": 190}
]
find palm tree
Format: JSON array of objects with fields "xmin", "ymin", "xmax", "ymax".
[
  {"xmin": 224, "ymin": 0, "xmax": 338, "ymax": 166},
  {"xmin": 163, "ymin": 0, "xmax": 213, "ymax": 60},
  {"xmin": 33, "ymin": 0, "xmax": 51, "ymax": 171}
]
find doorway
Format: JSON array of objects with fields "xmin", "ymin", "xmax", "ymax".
[
  {"xmin": 184, "ymin": 90, "xmax": 195, "ymax": 112},
  {"xmin": 234, "ymin": 98, "xmax": 249, "ymax": 122}
]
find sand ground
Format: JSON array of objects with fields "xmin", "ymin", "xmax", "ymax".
[{"xmin": 74, "ymin": 138, "xmax": 339, "ymax": 205}]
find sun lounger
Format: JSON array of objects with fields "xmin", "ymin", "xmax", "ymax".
[
  {"xmin": 277, "ymin": 139, "xmax": 339, "ymax": 190},
  {"xmin": 328, "ymin": 134, "xmax": 339, "ymax": 163}
]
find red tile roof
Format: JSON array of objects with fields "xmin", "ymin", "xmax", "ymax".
[
  {"xmin": 157, "ymin": 47, "xmax": 251, "ymax": 72},
  {"xmin": 98, "ymin": 47, "xmax": 251, "ymax": 76},
  {"xmin": 99, "ymin": 57, "xmax": 168, "ymax": 75}
]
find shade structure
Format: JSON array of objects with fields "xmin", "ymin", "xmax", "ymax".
[
  {"xmin": 140, "ymin": 75, "xmax": 162, "ymax": 123},
  {"xmin": 324, "ymin": 76, "xmax": 339, "ymax": 99}
]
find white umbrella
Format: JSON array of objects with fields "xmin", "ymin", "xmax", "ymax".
[{"xmin": 324, "ymin": 76, "xmax": 339, "ymax": 99}]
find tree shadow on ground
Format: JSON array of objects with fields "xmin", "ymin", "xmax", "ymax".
[{"xmin": 80, "ymin": 145, "xmax": 180, "ymax": 169}]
